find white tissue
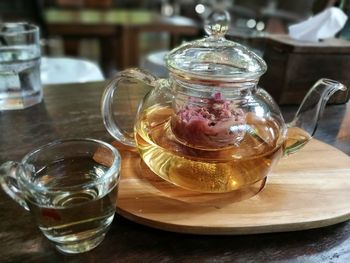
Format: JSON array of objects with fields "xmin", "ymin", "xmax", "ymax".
[{"xmin": 289, "ymin": 7, "xmax": 348, "ymax": 42}]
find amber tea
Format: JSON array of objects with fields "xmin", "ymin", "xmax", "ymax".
[
  {"xmin": 135, "ymin": 105, "xmax": 284, "ymax": 193},
  {"xmin": 26, "ymin": 157, "xmax": 118, "ymax": 254},
  {"xmin": 0, "ymin": 139, "xmax": 121, "ymax": 254}
]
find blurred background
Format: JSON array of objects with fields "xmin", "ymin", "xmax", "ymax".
[{"xmin": 0, "ymin": 0, "xmax": 347, "ymax": 78}]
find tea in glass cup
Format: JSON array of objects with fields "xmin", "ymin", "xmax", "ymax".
[{"xmin": 0, "ymin": 138, "xmax": 121, "ymax": 254}]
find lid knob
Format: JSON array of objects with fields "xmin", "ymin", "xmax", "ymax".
[{"xmin": 204, "ymin": 10, "xmax": 231, "ymax": 38}]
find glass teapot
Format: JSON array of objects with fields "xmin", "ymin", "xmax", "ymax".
[{"xmin": 101, "ymin": 11, "xmax": 346, "ymax": 194}]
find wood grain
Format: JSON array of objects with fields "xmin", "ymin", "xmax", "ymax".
[{"xmin": 115, "ymin": 139, "xmax": 350, "ymax": 235}]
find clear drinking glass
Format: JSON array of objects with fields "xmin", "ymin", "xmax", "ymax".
[
  {"xmin": 0, "ymin": 139, "xmax": 121, "ymax": 254},
  {"xmin": 0, "ymin": 22, "xmax": 42, "ymax": 110}
]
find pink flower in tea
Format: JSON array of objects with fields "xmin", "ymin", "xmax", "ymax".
[{"xmin": 172, "ymin": 93, "xmax": 246, "ymax": 148}]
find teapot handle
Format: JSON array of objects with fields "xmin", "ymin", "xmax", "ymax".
[
  {"xmin": 101, "ymin": 68, "xmax": 158, "ymax": 147},
  {"xmin": 0, "ymin": 161, "xmax": 29, "ymax": 210}
]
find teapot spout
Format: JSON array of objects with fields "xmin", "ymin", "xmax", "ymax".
[{"xmin": 284, "ymin": 78, "xmax": 346, "ymax": 155}]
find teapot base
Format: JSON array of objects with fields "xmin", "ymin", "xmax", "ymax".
[{"xmin": 115, "ymin": 139, "xmax": 350, "ymax": 235}]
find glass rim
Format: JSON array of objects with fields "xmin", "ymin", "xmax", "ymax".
[
  {"xmin": 20, "ymin": 138, "xmax": 121, "ymax": 193},
  {"xmin": 0, "ymin": 22, "xmax": 40, "ymax": 36}
]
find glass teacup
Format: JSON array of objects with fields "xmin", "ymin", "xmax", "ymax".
[{"xmin": 0, "ymin": 138, "xmax": 121, "ymax": 254}]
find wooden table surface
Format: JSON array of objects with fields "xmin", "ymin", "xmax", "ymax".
[{"xmin": 0, "ymin": 81, "xmax": 350, "ymax": 262}]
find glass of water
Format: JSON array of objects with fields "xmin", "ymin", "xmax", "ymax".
[
  {"xmin": 0, "ymin": 22, "xmax": 42, "ymax": 110},
  {"xmin": 0, "ymin": 138, "xmax": 121, "ymax": 254}
]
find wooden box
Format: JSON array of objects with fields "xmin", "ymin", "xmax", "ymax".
[{"xmin": 258, "ymin": 35, "xmax": 350, "ymax": 104}]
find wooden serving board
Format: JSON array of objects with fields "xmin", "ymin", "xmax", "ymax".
[{"xmin": 114, "ymin": 139, "xmax": 350, "ymax": 235}]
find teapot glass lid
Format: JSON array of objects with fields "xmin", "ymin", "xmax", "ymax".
[{"xmin": 165, "ymin": 10, "xmax": 267, "ymax": 81}]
